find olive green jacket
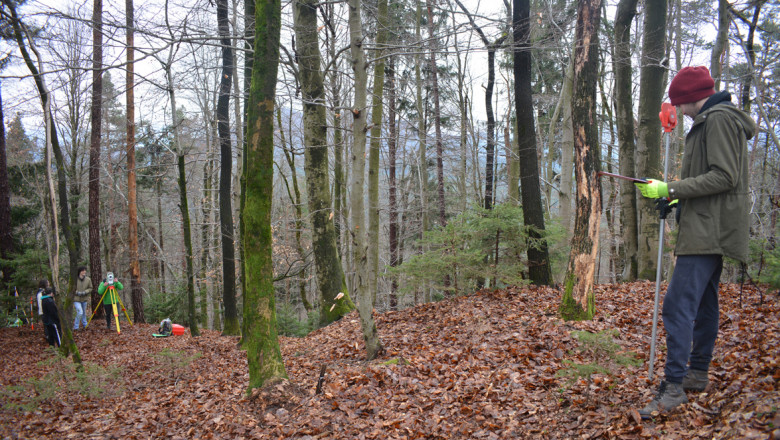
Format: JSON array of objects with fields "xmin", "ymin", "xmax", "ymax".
[{"xmin": 667, "ymin": 92, "xmax": 756, "ymax": 262}]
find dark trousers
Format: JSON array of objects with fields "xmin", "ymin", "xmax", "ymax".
[
  {"xmin": 662, "ymin": 254, "xmax": 723, "ymax": 383},
  {"xmin": 41, "ymin": 298, "xmax": 61, "ymax": 347},
  {"xmin": 104, "ymin": 304, "xmax": 115, "ymax": 329}
]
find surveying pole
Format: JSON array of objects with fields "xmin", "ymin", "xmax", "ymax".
[{"xmin": 649, "ymin": 103, "xmax": 677, "ymax": 381}]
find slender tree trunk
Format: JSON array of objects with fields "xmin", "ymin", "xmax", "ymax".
[
  {"xmin": 293, "ymin": 0, "xmax": 354, "ymax": 325},
  {"xmin": 740, "ymin": 3, "xmax": 762, "ymax": 112},
  {"xmin": 4, "ymin": 3, "xmax": 81, "ymax": 360},
  {"xmin": 561, "ymin": 0, "xmax": 602, "ymax": 320},
  {"xmin": 387, "ymin": 57, "xmax": 399, "ymax": 310},
  {"xmin": 513, "ymin": 0, "xmax": 552, "ymax": 285},
  {"xmin": 0, "ymin": 87, "xmax": 13, "ymax": 284},
  {"xmin": 426, "ymin": 0, "xmax": 446, "ymax": 227},
  {"xmin": 614, "ymin": 0, "xmax": 639, "ymax": 281},
  {"xmin": 243, "ymin": 0, "xmax": 287, "ymax": 390},
  {"xmin": 163, "ymin": 63, "xmax": 199, "ymax": 337},
  {"xmin": 126, "ymin": 0, "xmax": 143, "ymax": 323},
  {"xmin": 635, "ymin": 0, "xmax": 668, "ymax": 280},
  {"xmin": 156, "ymin": 178, "xmax": 165, "ymax": 294},
  {"xmin": 277, "ymin": 107, "xmax": 312, "ymax": 311},
  {"xmin": 710, "ymin": 0, "xmax": 730, "ymax": 88},
  {"xmin": 348, "ymin": 0, "xmax": 383, "ymax": 360},
  {"xmin": 199, "ymin": 158, "xmax": 213, "ymax": 327},
  {"xmin": 558, "ymin": 61, "xmax": 575, "ymax": 232},
  {"xmin": 217, "ymin": 0, "xmax": 240, "ymax": 335},
  {"xmin": 88, "ymin": 0, "xmax": 104, "ymax": 316},
  {"xmin": 415, "ymin": 0, "xmax": 428, "ymax": 239},
  {"xmin": 367, "ymin": 0, "xmax": 389, "ymax": 305}
]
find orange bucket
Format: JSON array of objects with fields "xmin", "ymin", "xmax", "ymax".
[{"xmin": 171, "ymin": 324, "xmax": 185, "ymax": 336}]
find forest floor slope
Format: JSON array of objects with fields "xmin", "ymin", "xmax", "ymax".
[{"xmin": 0, "ymin": 281, "xmax": 777, "ymax": 439}]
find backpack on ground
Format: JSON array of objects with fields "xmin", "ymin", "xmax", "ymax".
[{"xmin": 153, "ymin": 318, "xmax": 172, "ymax": 338}]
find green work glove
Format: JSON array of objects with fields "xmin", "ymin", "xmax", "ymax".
[{"xmin": 635, "ymin": 179, "xmax": 669, "ymax": 199}]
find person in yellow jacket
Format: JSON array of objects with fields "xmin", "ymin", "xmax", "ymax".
[{"xmin": 97, "ymin": 272, "xmax": 123, "ymax": 330}]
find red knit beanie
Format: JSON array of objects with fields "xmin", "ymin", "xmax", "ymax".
[{"xmin": 669, "ymin": 66, "xmax": 715, "ymax": 106}]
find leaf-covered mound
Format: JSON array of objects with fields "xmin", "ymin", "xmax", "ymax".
[{"xmin": 0, "ymin": 281, "xmax": 777, "ymax": 439}]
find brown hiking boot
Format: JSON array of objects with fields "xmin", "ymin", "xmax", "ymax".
[
  {"xmin": 639, "ymin": 381, "xmax": 688, "ymax": 419},
  {"xmin": 682, "ymin": 368, "xmax": 709, "ymax": 392}
]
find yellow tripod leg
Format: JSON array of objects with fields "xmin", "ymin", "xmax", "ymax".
[
  {"xmin": 110, "ymin": 288, "xmax": 121, "ymax": 334},
  {"xmin": 87, "ymin": 288, "xmax": 109, "ymax": 326},
  {"xmin": 112, "ymin": 302, "xmax": 121, "ymax": 333},
  {"xmin": 115, "ymin": 295, "xmax": 133, "ymax": 326}
]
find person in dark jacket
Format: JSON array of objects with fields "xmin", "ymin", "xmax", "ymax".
[
  {"xmin": 635, "ymin": 66, "xmax": 756, "ymax": 418},
  {"xmin": 36, "ymin": 279, "xmax": 61, "ymax": 347}
]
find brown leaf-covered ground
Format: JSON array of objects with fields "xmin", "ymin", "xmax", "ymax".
[{"xmin": 0, "ymin": 281, "xmax": 777, "ymax": 439}]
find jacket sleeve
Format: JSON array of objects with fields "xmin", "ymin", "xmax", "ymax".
[
  {"xmin": 97, "ymin": 282, "xmax": 106, "ymax": 295},
  {"xmin": 84, "ymin": 277, "xmax": 93, "ymax": 295},
  {"xmin": 668, "ymin": 111, "xmax": 743, "ymax": 199},
  {"xmin": 115, "ymin": 281, "xmax": 124, "ymax": 290}
]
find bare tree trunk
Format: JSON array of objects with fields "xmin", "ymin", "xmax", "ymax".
[
  {"xmin": 614, "ymin": 0, "xmax": 639, "ymax": 281},
  {"xmin": 126, "ymin": 0, "xmax": 144, "ymax": 323},
  {"xmin": 558, "ymin": 61, "xmax": 575, "ymax": 232},
  {"xmin": 387, "ymin": 57, "xmax": 399, "ymax": 310},
  {"xmin": 88, "ymin": 0, "xmax": 104, "ymax": 317},
  {"xmin": 293, "ymin": 0, "xmax": 354, "ymax": 326},
  {"xmin": 513, "ymin": 0, "xmax": 552, "ymax": 285},
  {"xmin": 426, "ymin": 0, "xmax": 447, "ymax": 227},
  {"xmin": 710, "ymin": 0, "xmax": 730, "ymax": 88},
  {"xmin": 561, "ymin": 0, "xmax": 602, "ymax": 320},
  {"xmin": 635, "ymin": 0, "xmax": 668, "ymax": 280},
  {"xmin": 367, "ymin": 0, "xmax": 389, "ymax": 304},
  {"xmin": 4, "ymin": 4, "xmax": 81, "ymax": 360},
  {"xmin": 217, "ymin": 0, "xmax": 239, "ymax": 335},
  {"xmin": 0, "ymin": 88, "xmax": 12, "ymax": 284},
  {"xmin": 348, "ymin": 0, "xmax": 383, "ymax": 360}
]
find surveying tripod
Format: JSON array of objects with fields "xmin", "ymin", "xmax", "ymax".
[{"xmin": 88, "ymin": 285, "xmax": 133, "ymax": 333}]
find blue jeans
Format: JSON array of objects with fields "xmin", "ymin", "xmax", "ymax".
[
  {"xmin": 662, "ymin": 254, "xmax": 723, "ymax": 383},
  {"xmin": 74, "ymin": 301, "xmax": 88, "ymax": 329}
]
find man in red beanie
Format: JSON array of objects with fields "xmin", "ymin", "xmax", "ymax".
[{"xmin": 635, "ymin": 66, "xmax": 756, "ymax": 418}]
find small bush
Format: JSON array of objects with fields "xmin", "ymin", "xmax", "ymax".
[
  {"xmin": 151, "ymin": 348, "xmax": 202, "ymax": 382},
  {"xmin": 0, "ymin": 348, "xmax": 124, "ymax": 412},
  {"xmin": 276, "ymin": 302, "xmax": 318, "ymax": 337},
  {"xmin": 144, "ymin": 284, "xmax": 188, "ymax": 325}
]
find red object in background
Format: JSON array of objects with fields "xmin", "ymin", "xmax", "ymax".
[
  {"xmin": 659, "ymin": 102, "xmax": 677, "ymax": 132},
  {"xmin": 171, "ymin": 324, "xmax": 185, "ymax": 336}
]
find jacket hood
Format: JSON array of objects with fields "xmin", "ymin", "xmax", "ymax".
[{"xmin": 700, "ymin": 91, "xmax": 757, "ymax": 141}]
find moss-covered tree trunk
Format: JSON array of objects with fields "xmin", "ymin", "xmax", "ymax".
[
  {"xmin": 614, "ymin": 0, "xmax": 640, "ymax": 281},
  {"xmin": 243, "ymin": 0, "xmax": 287, "ymax": 391},
  {"xmin": 560, "ymin": 0, "xmax": 602, "ymax": 321},
  {"xmin": 292, "ymin": 0, "xmax": 354, "ymax": 326}
]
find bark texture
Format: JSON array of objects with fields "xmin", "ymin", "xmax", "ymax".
[
  {"xmin": 126, "ymin": 0, "xmax": 144, "ymax": 323},
  {"xmin": 635, "ymin": 0, "xmax": 668, "ymax": 280},
  {"xmin": 561, "ymin": 0, "xmax": 602, "ymax": 321},
  {"xmin": 348, "ymin": 0, "xmax": 383, "ymax": 360},
  {"xmin": 513, "ymin": 0, "xmax": 552, "ymax": 285},
  {"xmin": 217, "ymin": 0, "xmax": 240, "ymax": 335},
  {"xmin": 614, "ymin": 0, "xmax": 639, "ymax": 281},
  {"xmin": 89, "ymin": 0, "xmax": 104, "ymax": 314},
  {"xmin": 292, "ymin": 0, "xmax": 354, "ymax": 326},
  {"xmin": 243, "ymin": 0, "xmax": 288, "ymax": 390}
]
